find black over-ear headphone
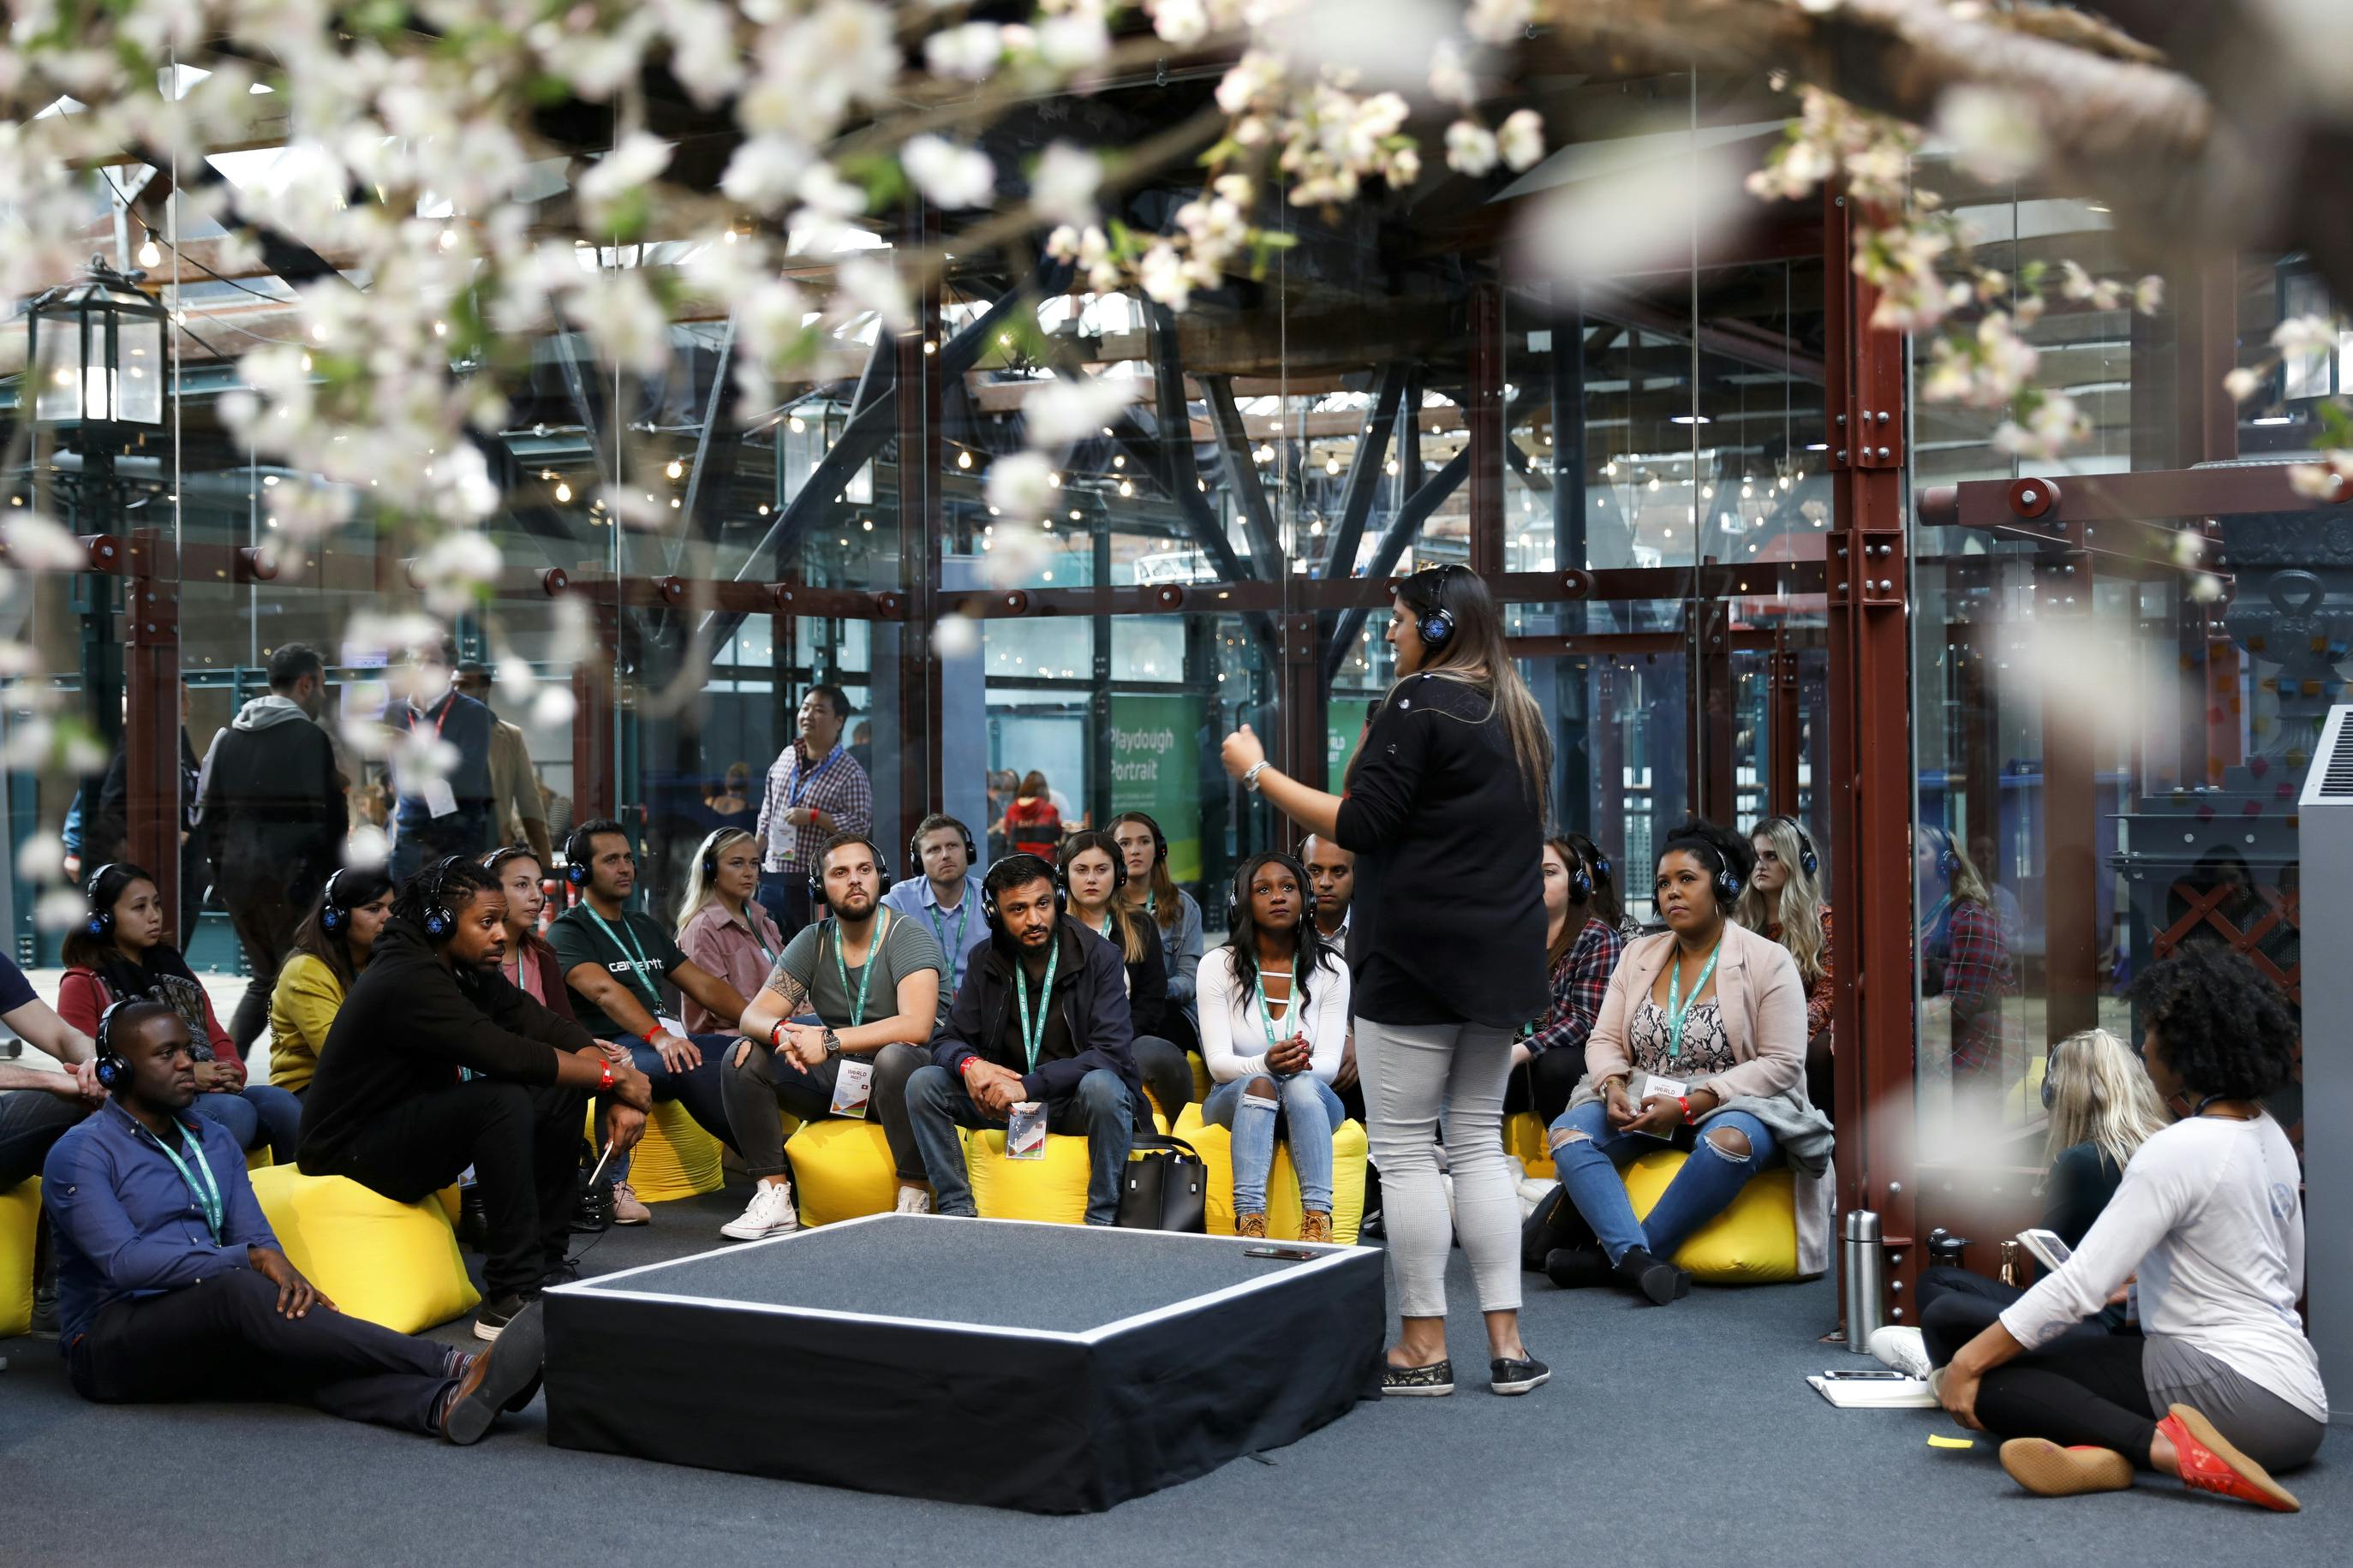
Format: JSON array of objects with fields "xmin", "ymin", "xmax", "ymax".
[
  {"xmin": 83, "ymin": 863, "xmax": 122, "ymax": 937},
  {"xmin": 419, "ymin": 856, "xmax": 470, "ymax": 939},
  {"xmin": 1227, "ymin": 852, "xmax": 1319, "ymax": 933},
  {"xmin": 1412, "ymin": 563, "xmax": 1468, "ymax": 649},
  {"xmin": 1924, "ymin": 825, "xmax": 1962, "ymax": 881},
  {"xmin": 808, "ymin": 839, "xmax": 893, "ymax": 912},
  {"xmin": 696, "ymin": 828, "xmax": 753, "ymax": 882},
  {"xmin": 910, "ymin": 818, "xmax": 979, "ymax": 876},
  {"xmin": 982, "ymin": 854, "xmax": 1066, "ymax": 933},
  {"xmin": 1566, "ymin": 845, "xmax": 1594, "ymax": 903},
  {"xmin": 563, "ymin": 825, "xmax": 595, "ymax": 887},
  {"xmin": 1759, "ymin": 815, "xmax": 1818, "ymax": 879},
  {"xmin": 93, "ymin": 999, "xmax": 135, "ymax": 1092},
  {"xmin": 1665, "ymin": 835, "xmax": 1744, "ymax": 910},
  {"xmin": 320, "ymin": 868, "xmax": 351, "ymax": 934}
]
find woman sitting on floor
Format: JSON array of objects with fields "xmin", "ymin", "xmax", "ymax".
[
  {"xmin": 267, "ymin": 867, "xmax": 395, "ymax": 1097},
  {"xmin": 1197, "ymin": 851, "xmax": 1353, "ymax": 1242},
  {"xmin": 1060, "ymin": 829, "xmax": 1192, "ymax": 1122},
  {"xmin": 60, "ymin": 862, "xmax": 303, "ymax": 1166},
  {"xmin": 1508, "ymin": 836, "xmax": 1626, "ymax": 1130},
  {"xmin": 1539, "ymin": 819, "xmax": 1832, "ymax": 1304},
  {"xmin": 1929, "ymin": 945, "xmax": 2325, "ymax": 1511},
  {"xmin": 1737, "ymin": 815, "xmax": 1834, "ymax": 1116}
]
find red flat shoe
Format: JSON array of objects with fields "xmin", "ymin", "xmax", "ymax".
[
  {"xmin": 2159, "ymin": 1404, "xmax": 2299, "ymax": 1512},
  {"xmin": 1999, "ymin": 1439, "xmax": 2134, "ymax": 1497}
]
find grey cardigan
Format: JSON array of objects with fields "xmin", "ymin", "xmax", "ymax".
[{"xmin": 1570, "ymin": 921, "xmax": 1836, "ymax": 1275}]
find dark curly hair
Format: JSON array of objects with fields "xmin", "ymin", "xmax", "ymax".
[
  {"xmin": 392, "ymin": 856, "xmax": 502, "ymax": 939},
  {"xmin": 1657, "ymin": 817, "xmax": 1756, "ymax": 913},
  {"xmin": 2129, "ymin": 945, "xmax": 2300, "ymax": 1102}
]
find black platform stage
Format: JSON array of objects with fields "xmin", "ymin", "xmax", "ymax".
[{"xmin": 542, "ymin": 1213, "xmax": 1385, "ymax": 1512}]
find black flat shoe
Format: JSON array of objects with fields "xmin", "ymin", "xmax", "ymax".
[
  {"xmin": 1615, "ymin": 1245, "xmax": 1689, "ymax": 1306},
  {"xmin": 1381, "ymin": 1359, "xmax": 1454, "ymax": 1397},
  {"xmin": 1543, "ymin": 1245, "xmax": 1612, "ymax": 1291},
  {"xmin": 1490, "ymin": 1356, "xmax": 1550, "ymax": 1395}
]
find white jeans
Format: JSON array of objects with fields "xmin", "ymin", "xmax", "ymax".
[{"xmin": 1354, "ymin": 1017, "xmax": 1521, "ymax": 1320}]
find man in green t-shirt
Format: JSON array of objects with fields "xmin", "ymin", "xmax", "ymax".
[
  {"xmin": 720, "ymin": 832, "xmax": 944, "ymax": 1238},
  {"xmin": 547, "ymin": 818, "xmax": 750, "ymax": 1225}
]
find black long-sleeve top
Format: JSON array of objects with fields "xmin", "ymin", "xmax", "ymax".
[{"xmin": 1334, "ymin": 671, "xmax": 1548, "ymax": 1028}]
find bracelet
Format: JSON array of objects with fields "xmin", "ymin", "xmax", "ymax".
[
  {"xmin": 642, "ymin": 1024, "xmax": 666, "ymax": 1046},
  {"xmin": 769, "ymin": 1018, "xmax": 789, "ymax": 1048},
  {"xmin": 1242, "ymin": 760, "xmax": 1271, "ymax": 793},
  {"xmin": 1677, "ymin": 1094, "xmax": 1694, "ymax": 1125},
  {"xmin": 596, "ymin": 1061, "xmax": 616, "ymax": 1093}
]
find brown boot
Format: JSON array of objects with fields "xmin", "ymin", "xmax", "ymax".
[
  {"xmin": 1236, "ymin": 1212, "xmax": 1267, "ymax": 1239},
  {"xmin": 1299, "ymin": 1210, "xmax": 1334, "ymax": 1244}
]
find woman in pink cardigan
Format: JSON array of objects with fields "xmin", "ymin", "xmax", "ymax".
[{"xmin": 1539, "ymin": 819, "xmax": 1834, "ymax": 1304}]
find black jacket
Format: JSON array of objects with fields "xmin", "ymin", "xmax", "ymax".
[
  {"xmin": 298, "ymin": 918, "xmax": 594, "ymax": 1172},
  {"xmin": 933, "ymin": 917, "xmax": 1140, "ymax": 1105},
  {"xmin": 1109, "ymin": 915, "xmax": 1174, "ymax": 1041},
  {"xmin": 200, "ymin": 697, "xmax": 344, "ymax": 903},
  {"xmin": 1335, "ymin": 670, "xmax": 1548, "ymax": 1028}
]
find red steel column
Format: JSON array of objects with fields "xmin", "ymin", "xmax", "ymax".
[
  {"xmin": 1823, "ymin": 188, "xmax": 1920, "ymax": 1325},
  {"xmin": 122, "ymin": 529, "xmax": 181, "ymax": 924}
]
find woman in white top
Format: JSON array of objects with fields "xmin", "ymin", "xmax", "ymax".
[
  {"xmin": 1197, "ymin": 851, "xmax": 1352, "ymax": 1243},
  {"xmin": 1930, "ymin": 945, "xmax": 2326, "ymax": 1511}
]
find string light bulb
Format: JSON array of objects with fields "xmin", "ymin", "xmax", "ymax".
[
  {"xmin": 554, "ymin": 480, "xmax": 572, "ymax": 504},
  {"xmin": 137, "ymin": 231, "xmax": 162, "ymax": 269},
  {"xmin": 666, "ymin": 458, "xmax": 684, "ymax": 480}
]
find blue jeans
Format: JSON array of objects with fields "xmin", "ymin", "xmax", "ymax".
[
  {"xmin": 756, "ymin": 870, "xmax": 809, "ymax": 941},
  {"xmin": 190, "ymin": 1084, "xmax": 303, "ymax": 1166},
  {"xmin": 389, "ymin": 809, "xmax": 490, "ymax": 883},
  {"xmin": 1202, "ymin": 1073, "xmax": 1345, "ymax": 1215},
  {"xmin": 903, "ymin": 1064, "xmax": 1133, "ymax": 1225},
  {"xmin": 1546, "ymin": 1100, "xmax": 1778, "ymax": 1266},
  {"xmin": 603, "ymin": 1034, "xmax": 738, "ymax": 1182}
]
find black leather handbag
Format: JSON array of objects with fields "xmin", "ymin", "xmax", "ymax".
[{"xmin": 1115, "ymin": 1134, "xmax": 1208, "ymax": 1233}]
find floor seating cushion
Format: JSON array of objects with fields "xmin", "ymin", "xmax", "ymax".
[
  {"xmin": 247, "ymin": 1164, "xmax": 480, "ymax": 1333},
  {"xmin": 964, "ymin": 1115, "xmax": 1168, "ymax": 1226},
  {"xmin": 1171, "ymin": 1104, "xmax": 1370, "ymax": 1244},
  {"xmin": 784, "ymin": 1118, "xmax": 899, "ymax": 1228},
  {"xmin": 1620, "ymin": 1148, "xmax": 1801, "ymax": 1285},
  {"xmin": 1506, "ymin": 1111, "xmax": 1554, "ymax": 1180},
  {"xmin": 1, "ymin": 1178, "xmax": 39, "ymax": 1338},
  {"xmin": 584, "ymin": 1099, "xmax": 726, "ymax": 1203}
]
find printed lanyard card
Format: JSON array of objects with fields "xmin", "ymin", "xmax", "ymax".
[
  {"xmin": 829, "ymin": 1058, "xmax": 874, "ymax": 1118},
  {"xmin": 1006, "ymin": 1100, "xmax": 1048, "ymax": 1160},
  {"xmin": 420, "ymin": 774, "xmax": 459, "ymax": 819}
]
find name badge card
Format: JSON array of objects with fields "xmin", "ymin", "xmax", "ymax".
[
  {"xmin": 1006, "ymin": 1100, "xmax": 1048, "ymax": 1160},
  {"xmin": 830, "ymin": 1058, "xmax": 873, "ymax": 1118}
]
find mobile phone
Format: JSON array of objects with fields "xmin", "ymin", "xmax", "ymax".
[
  {"xmin": 2016, "ymin": 1228, "xmax": 2072, "ymax": 1274},
  {"xmin": 1822, "ymin": 1368, "xmax": 1908, "ymax": 1380},
  {"xmin": 1243, "ymin": 1245, "xmax": 1318, "ymax": 1261}
]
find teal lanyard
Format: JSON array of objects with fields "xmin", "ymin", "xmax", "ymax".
[
  {"xmin": 830, "ymin": 909, "xmax": 889, "ymax": 1028},
  {"xmin": 928, "ymin": 892, "xmax": 970, "ymax": 969},
  {"xmin": 586, "ymin": 905, "xmax": 665, "ymax": 1012},
  {"xmin": 1095, "ymin": 910, "xmax": 1115, "ymax": 940},
  {"xmin": 1013, "ymin": 937, "xmax": 1060, "ymax": 1072},
  {"xmin": 1254, "ymin": 968, "xmax": 1293, "ymax": 1051},
  {"xmin": 1664, "ymin": 940, "xmax": 1723, "ymax": 1060},
  {"xmin": 152, "ymin": 1123, "xmax": 224, "ymax": 1244}
]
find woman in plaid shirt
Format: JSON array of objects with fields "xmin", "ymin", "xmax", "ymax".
[
  {"xmin": 1917, "ymin": 825, "xmax": 2018, "ymax": 1124},
  {"xmin": 1508, "ymin": 837, "xmax": 1627, "ymax": 1128}
]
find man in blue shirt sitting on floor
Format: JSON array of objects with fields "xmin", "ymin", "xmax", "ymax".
[{"xmin": 42, "ymin": 999, "xmax": 544, "ymax": 1443}]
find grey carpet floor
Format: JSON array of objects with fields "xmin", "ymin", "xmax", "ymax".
[{"xmin": 2, "ymin": 1183, "xmax": 2341, "ymax": 1566}]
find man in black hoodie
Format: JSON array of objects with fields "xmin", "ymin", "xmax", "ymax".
[
  {"xmin": 197, "ymin": 643, "xmax": 347, "ymax": 1052},
  {"xmin": 298, "ymin": 858, "xmax": 654, "ymax": 1340},
  {"xmin": 904, "ymin": 854, "xmax": 1139, "ymax": 1225}
]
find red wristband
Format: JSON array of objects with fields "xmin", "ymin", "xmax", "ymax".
[
  {"xmin": 642, "ymin": 1024, "xmax": 666, "ymax": 1046},
  {"xmin": 1677, "ymin": 1094, "xmax": 1694, "ymax": 1124},
  {"xmin": 769, "ymin": 1018, "xmax": 788, "ymax": 1048},
  {"xmin": 597, "ymin": 1061, "xmax": 616, "ymax": 1093}
]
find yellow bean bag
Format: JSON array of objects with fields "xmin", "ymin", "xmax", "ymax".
[
  {"xmin": 785, "ymin": 1118, "xmax": 900, "ymax": 1228},
  {"xmin": 248, "ymin": 1164, "xmax": 480, "ymax": 1333},
  {"xmin": 1505, "ymin": 1111, "xmax": 1555, "ymax": 1180},
  {"xmin": 1, "ymin": 1178, "xmax": 40, "ymax": 1338},
  {"xmin": 1186, "ymin": 1052, "xmax": 1211, "ymax": 1104},
  {"xmin": 1620, "ymin": 1148, "xmax": 1801, "ymax": 1285},
  {"xmin": 247, "ymin": 1147, "xmax": 272, "ymax": 1172},
  {"xmin": 1173, "ymin": 1104, "xmax": 1369, "ymax": 1245},
  {"xmin": 966, "ymin": 1130, "xmax": 1092, "ymax": 1225},
  {"xmin": 2004, "ymin": 1052, "xmax": 2050, "ymax": 1121},
  {"xmin": 583, "ymin": 1099, "xmax": 727, "ymax": 1203}
]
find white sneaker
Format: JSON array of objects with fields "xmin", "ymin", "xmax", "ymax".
[
  {"xmin": 1867, "ymin": 1324, "xmax": 1932, "ymax": 1380},
  {"xmin": 893, "ymin": 1187, "xmax": 934, "ymax": 1215},
  {"xmin": 720, "ymin": 1181, "xmax": 800, "ymax": 1240}
]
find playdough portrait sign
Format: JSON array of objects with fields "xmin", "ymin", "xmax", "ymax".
[{"xmin": 1108, "ymin": 695, "xmax": 1203, "ymax": 883}]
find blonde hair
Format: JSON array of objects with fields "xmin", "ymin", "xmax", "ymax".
[
  {"xmin": 2044, "ymin": 1028, "xmax": 2171, "ymax": 1174},
  {"xmin": 1736, "ymin": 818, "xmax": 1826, "ymax": 984},
  {"xmin": 677, "ymin": 828, "xmax": 760, "ymax": 937}
]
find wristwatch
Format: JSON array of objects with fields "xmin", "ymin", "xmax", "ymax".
[{"xmin": 821, "ymin": 1028, "xmax": 843, "ymax": 1058}]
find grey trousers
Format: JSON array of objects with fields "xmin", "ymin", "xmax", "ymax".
[{"xmin": 1354, "ymin": 1016, "xmax": 1521, "ymax": 1318}]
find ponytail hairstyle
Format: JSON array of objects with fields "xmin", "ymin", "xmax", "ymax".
[
  {"xmin": 1736, "ymin": 816, "xmax": 1827, "ymax": 984},
  {"xmin": 1359, "ymin": 565, "xmax": 1553, "ymax": 811}
]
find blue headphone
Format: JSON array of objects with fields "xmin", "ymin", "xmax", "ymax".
[
  {"xmin": 1923, "ymin": 826, "xmax": 1963, "ymax": 882},
  {"xmin": 1758, "ymin": 815, "xmax": 1818, "ymax": 879},
  {"xmin": 563, "ymin": 825, "xmax": 596, "ymax": 887},
  {"xmin": 1411, "ymin": 563, "xmax": 1467, "ymax": 649},
  {"xmin": 93, "ymin": 999, "xmax": 135, "ymax": 1092},
  {"xmin": 82, "ymin": 862, "xmax": 123, "ymax": 937},
  {"xmin": 320, "ymin": 868, "xmax": 351, "ymax": 933},
  {"xmin": 418, "ymin": 856, "xmax": 470, "ymax": 939}
]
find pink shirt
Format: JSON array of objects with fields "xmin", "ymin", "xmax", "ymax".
[{"xmin": 678, "ymin": 898, "xmax": 785, "ymax": 1034}]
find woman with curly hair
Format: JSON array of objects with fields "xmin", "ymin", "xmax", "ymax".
[
  {"xmin": 1929, "ymin": 945, "xmax": 2325, "ymax": 1511},
  {"xmin": 1738, "ymin": 815, "xmax": 1833, "ymax": 1113}
]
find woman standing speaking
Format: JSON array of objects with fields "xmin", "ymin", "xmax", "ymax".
[{"xmin": 1221, "ymin": 564, "xmax": 1552, "ymax": 1398}]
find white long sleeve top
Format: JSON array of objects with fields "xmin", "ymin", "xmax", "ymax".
[{"xmin": 1197, "ymin": 944, "xmax": 1352, "ymax": 1086}]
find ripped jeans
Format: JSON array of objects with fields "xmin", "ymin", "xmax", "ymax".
[{"xmin": 1546, "ymin": 1100, "xmax": 1777, "ymax": 1267}]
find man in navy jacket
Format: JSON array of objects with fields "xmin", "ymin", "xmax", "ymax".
[
  {"xmin": 905, "ymin": 854, "xmax": 1139, "ymax": 1224},
  {"xmin": 43, "ymin": 1000, "xmax": 546, "ymax": 1442}
]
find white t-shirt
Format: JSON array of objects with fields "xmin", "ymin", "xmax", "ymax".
[
  {"xmin": 2001, "ymin": 1113, "xmax": 2326, "ymax": 1422},
  {"xmin": 1197, "ymin": 944, "xmax": 1352, "ymax": 1086}
]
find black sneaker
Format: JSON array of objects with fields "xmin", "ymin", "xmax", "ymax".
[
  {"xmin": 541, "ymin": 1257, "xmax": 582, "ymax": 1290},
  {"xmin": 1490, "ymin": 1355, "xmax": 1550, "ymax": 1396},
  {"xmin": 474, "ymin": 1291, "xmax": 531, "ymax": 1343},
  {"xmin": 1381, "ymin": 1359, "xmax": 1454, "ymax": 1397},
  {"xmin": 27, "ymin": 1284, "xmax": 58, "ymax": 1340}
]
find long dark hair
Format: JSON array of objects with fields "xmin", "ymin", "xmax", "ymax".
[
  {"xmin": 1544, "ymin": 838, "xmax": 1592, "ymax": 970},
  {"xmin": 1225, "ymin": 851, "xmax": 1333, "ymax": 1012},
  {"xmin": 1060, "ymin": 830, "xmax": 1147, "ymax": 963},
  {"xmin": 62, "ymin": 861, "xmax": 195, "ymax": 998},
  {"xmin": 1359, "ymin": 565, "xmax": 1552, "ymax": 808},
  {"xmin": 288, "ymin": 867, "xmax": 397, "ymax": 989},
  {"xmin": 1564, "ymin": 832, "xmax": 1626, "ymax": 930},
  {"xmin": 1113, "ymin": 810, "xmax": 1185, "ymax": 934}
]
